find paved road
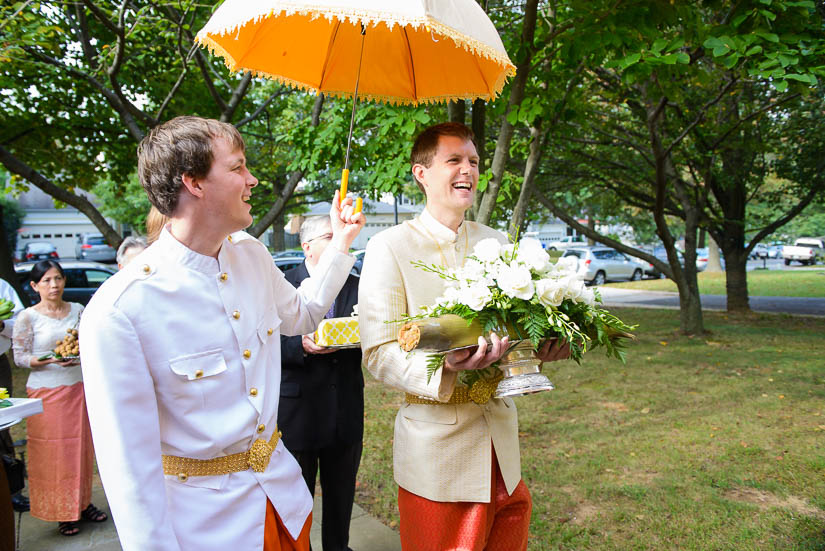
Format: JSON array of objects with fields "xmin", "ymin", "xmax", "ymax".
[{"xmin": 599, "ymin": 287, "xmax": 825, "ymax": 316}]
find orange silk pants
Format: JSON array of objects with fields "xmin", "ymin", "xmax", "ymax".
[
  {"xmin": 263, "ymin": 500, "xmax": 312, "ymax": 551},
  {"xmin": 397, "ymin": 452, "xmax": 532, "ymax": 551}
]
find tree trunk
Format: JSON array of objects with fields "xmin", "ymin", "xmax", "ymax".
[
  {"xmin": 706, "ymin": 236, "xmax": 723, "ymax": 272},
  {"xmin": 508, "ymin": 123, "xmax": 544, "ymax": 236},
  {"xmin": 586, "ymin": 215, "xmax": 596, "ymax": 246},
  {"xmin": 269, "ymin": 211, "xmax": 285, "ymax": 251},
  {"xmin": 475, "ymin": 0, "xmax": 539, "ymax": 225},
  {"xmin": 468, "ymin": 99, "xmax": 487, "ymax": 221},
  {"xmin": 447, "ymin": 101, "xmax": 466, "ymax": 124},
  {"xmin": 644, "ymin": 93, "xmax": 704, "ymax": 334},
  {"xmin": 721, "ymin": 246, "xmax": 750, "ymax": 311}
]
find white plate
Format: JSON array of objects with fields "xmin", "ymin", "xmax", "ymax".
[{"xmin": 0, "ymin": 397, "xmax": 44, "ymax": 426}]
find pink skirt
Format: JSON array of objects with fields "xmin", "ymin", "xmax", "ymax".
[{"xmin": 26, "ymin": 382, "xmax": 94, "ymax": 522}]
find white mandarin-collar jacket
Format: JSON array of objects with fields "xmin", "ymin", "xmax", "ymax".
[
  {"xmin": 359, "ymin": 209, "xmax": 522, "ymax": 503},
  {"xmin": 80, "ymin": 228, "xmax": 353, "ymax": 551}
]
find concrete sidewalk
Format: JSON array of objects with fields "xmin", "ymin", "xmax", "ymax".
[{"xmin": 14, "ymin": 478, "xmax": 401, "ymax": 550}]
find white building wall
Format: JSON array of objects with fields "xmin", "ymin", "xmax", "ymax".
[{"xmin": 16, "ymin": 209, "xmax": 102, "ymax": 259}]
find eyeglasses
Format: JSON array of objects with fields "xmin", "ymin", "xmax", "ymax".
[{"xmin": 306, "ymin": 232, "xmax": 333, "ymax": 244}]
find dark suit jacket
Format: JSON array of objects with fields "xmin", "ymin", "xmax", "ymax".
[{"xmin": 279, "ymin": 261, "xmax": 364, "ymax": 451}]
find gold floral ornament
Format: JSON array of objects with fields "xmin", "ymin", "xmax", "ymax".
[
  {"xmin": 468, "ymin": 373, "xmax": 504, "ymax": 405},
  {"xmin": 248, "ymin": 436, "xmax": 277, "ymax": 473}
]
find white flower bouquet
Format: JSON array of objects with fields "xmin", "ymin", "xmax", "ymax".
[{"xmin": 399, "ymin": 237, "xmax": 635, "ymax": 386}]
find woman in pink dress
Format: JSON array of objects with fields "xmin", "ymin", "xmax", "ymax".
[{"xmin": 12, "ymin": 260, "xmax": 107, "ymax": 536}]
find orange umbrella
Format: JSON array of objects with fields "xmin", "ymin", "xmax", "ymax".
[{"xmin": 196, "ymin": 1, "xmax": 516, "ymax": 206}]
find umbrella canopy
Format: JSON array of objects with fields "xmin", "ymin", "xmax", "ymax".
[{"xmin": 196, "ymin": 0, "xmax": 515, "ymax": 105}]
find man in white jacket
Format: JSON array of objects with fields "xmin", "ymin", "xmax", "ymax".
[{"xmin": 80, "ymin": 116, "xmax": 364, "ymax": 551}]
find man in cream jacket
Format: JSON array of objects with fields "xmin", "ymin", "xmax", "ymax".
[
  {"xmin": 80, "ymin": 116, "xmax": 364, "ymax": 551},
  {"xmin": 359, "ymin": 122, "xmax": 569, "ymax": 550}
]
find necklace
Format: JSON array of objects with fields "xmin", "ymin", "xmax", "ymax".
[{"xmin": 417, "ymin": 219, "xmax": 470, "ymax": 268}]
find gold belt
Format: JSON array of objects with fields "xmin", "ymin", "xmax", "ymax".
[
  {"xmin": 162, "ymin": 428, "xmax": 281, "ymax": 481},
  {"xmin": 405, "ymin": 374, "xmax": 503, "ymax": 406}
]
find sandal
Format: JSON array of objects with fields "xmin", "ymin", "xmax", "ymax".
[
  {"xmin": 80, "ymin": 503, "xmax": 108, "ymax": 523},
  {"xmin": 58, "ymin": 521, "xmax": 80, "ymax": 536}
]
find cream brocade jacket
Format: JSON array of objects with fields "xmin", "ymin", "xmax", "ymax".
[{"xmin": 359, "ymin": 209, "xmax": 521, "ymax": 503}]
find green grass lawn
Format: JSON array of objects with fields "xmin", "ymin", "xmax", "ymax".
[
  {"xmin": 359, "ymin": 308, "xmax": 825, "ymax": 550},
  {"xmin": 606, "ymin": 269, "xmax": 825, "ymax": 298}
]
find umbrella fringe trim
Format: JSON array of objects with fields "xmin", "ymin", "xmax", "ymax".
[
  {"xmin": 195, "ymin": 7, "xmax": 516, "ymax": 75},
  {"xmin": 198, "ymin": 35, "xmax": 515, "ymax": 105}
]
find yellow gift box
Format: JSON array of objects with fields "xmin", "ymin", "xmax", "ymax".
[{"xmin": 314, "ymin": 317, "xmax": 360, "ymax": 348}]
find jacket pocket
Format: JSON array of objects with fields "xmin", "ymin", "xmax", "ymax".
[
  {"xmin": 169, "ymin": 349, "xmax": 227, "ymax": 380},
  {"xmin": 257, "ymin": 314, "xmax": 282, "ymax": 343},
  {"xmin": 401, "ymin": 403, "xmax": 457, "ymax": 425}
]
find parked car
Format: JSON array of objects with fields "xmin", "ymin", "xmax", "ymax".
[
  {"xmin": 351, "ymin": 249, "xmax": 366, "ymax": 276},
  {"xmin": 643, "ymin": 247, "xmax": 686, "ymax": 279},
  {"xmin": 695, "ymin": 248, "xmax": 709, "ymax": 272},
  {"xmin": 546, "ymin": 235, "xmax": 587, "ymax": 251},
  {"xmin": 694, "ymin": 247, "xmax": 725, "ymax": 271},
  {"xmin": 749, "ymin": 243, "xmax": 769, "ymax": 259},
  {"xmin": 20, "ymin": 242, "xmax": 59, "ymax": 262},
  {"xmin": 272, "ymin": 250, "xmax": 304, "ymax": 259},
  {"xmin": 782, "ymin": 238, "xmax": 824, "ymax": 266},
  {"xmin": 767, "ymin": 245, "xmax": 782, "ymax": 259},
  {"xmin": 562, "ymin": 247, "xmax": 644, "ymax": 286},
  {"xmin": 15, "ymin": 261, "xmax": 117, "ymax": 305},
  {"xmin": 273, "ymin": 256, "xmax": 304, "ymax": 272},
  {"xmin": 75, "ymin": 232, "xmax": 117, "ymax": 262}
]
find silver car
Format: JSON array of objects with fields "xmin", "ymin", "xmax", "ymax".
[
  {"xmin": 75, "ymin": 233, "xmax": 116, "ymax": 262},
  {"xmin": 562, "ymin": 247, "xmax": 644, "ymax": 286}
]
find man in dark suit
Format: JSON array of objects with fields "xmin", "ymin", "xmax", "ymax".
[{"xmin": 279, "ymin": 215, "xmax": 364, "ymax": 551}]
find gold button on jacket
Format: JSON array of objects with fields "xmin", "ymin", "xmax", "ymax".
[
  {"xmin": 243, "ymin": 349, "xmax": 251, "ymax": 359},
  {"xmin": 257, "ymin": 424, "xmax": 266, "ymax": 433},
  {"xmin": 249, "ymin": 388, "xmax": 258, "ymax": 396},
  {"xmin": 232, "ymin": 310, "xmax": 240, "ymax": 320}
]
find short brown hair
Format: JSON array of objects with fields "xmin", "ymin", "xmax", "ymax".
[
  {"xmin": 410, "ymin": 122, "xmax": 476, "ymax": 193},
  {"xmin": 137, "ymin": 116, "xmax": 244, "ymax": 215}
]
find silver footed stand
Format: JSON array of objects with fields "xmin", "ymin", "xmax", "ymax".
[{"xmin": 494, "ymin": 340, "xmax": 555, "ymax": 398}]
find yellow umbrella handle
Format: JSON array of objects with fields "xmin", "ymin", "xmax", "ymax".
[{"xmin": 340, "ymin": 168, "xmax": 349, "ymax": 204}]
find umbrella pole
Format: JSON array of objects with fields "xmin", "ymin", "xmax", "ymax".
[{"xmin": 340, "ymin": 24, "xmax": 366, "ymax": 206}]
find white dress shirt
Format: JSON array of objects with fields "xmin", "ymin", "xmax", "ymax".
[{"xmin": 80, "ymin": 228, "xmax": 354, "ymax": 551}]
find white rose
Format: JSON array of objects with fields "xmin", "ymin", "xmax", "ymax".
[
  {"xmin": 472, "ymin": 238, "xmax": 503, "ymax": 263},
  {"xmin": 455, "ymin": 258, "xmax": 486, "ymax": 283},
  {"xmin": 500, "ymin": 243, "xmax": 516, "ymax": 261},
  {"xmin": 561, "ymin": 275, "xmax": 586, "ymax": 301},
  {"xmin": 580, "ymin": 287, "xmax": 597, "ymax": 307},
  {"xmin": 516, "ymin": 238, "xmax": 550, "ymax": 272},
  {"xmin": 552, "ymin": 255, "xmax": 579, "ymax": 275},
  {"xmin": 435, "ymin": 286, "xmax": 461, "ymax": 307},
  {"xmin": 459, "ymin": 282, "xmax": 493, "ymax": 311},
  {"xmin": 535, "ymin": 278, "xmax": 565, "ymax": 307},
  {"xmin": 497, "ymin": 264, "xmax": 535, "ymax": 300}
]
